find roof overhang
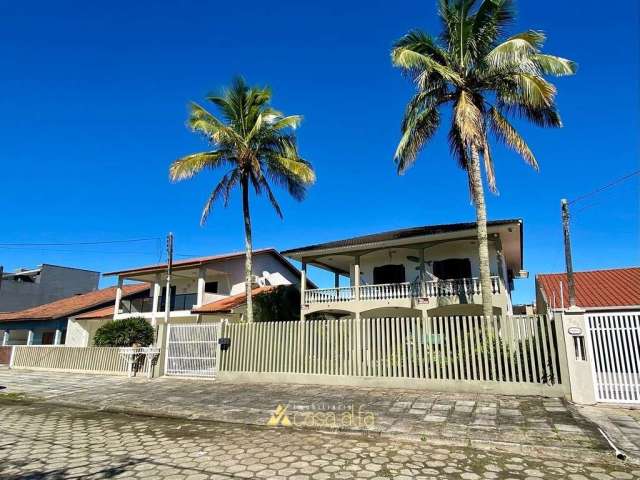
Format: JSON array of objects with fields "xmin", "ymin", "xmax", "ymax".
[{"xmin": 283, "ymin": 220, "xmax": 523, "ymax": 275}]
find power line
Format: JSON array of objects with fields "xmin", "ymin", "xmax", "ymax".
[
  {"xmin": 0, "ymin": 237, "xmax": 161, "ymax": 247},
  {"xmin": 569, "ymin": 170, "xmax": 640, "ymax": 205}
]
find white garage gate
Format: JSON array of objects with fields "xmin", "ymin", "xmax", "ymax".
[
  {"xmin": 586, "ymin": 311, "xmax": 640, "ymax": 403},
  {"xmin": 165, "ymin": 323, "xmax": 222, "ymax": 378}
]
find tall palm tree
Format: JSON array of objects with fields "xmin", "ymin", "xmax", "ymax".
[
  {"xmin": 391, "ymin": 0, "xmax": 575, "ymax": 319},
  {"xmin": 170, "ymin": 77, "xmax": 315, "ymax": 322}
]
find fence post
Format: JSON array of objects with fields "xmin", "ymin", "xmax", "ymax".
[
  {"xmin": 9, "ymin": 345, "xmax": 16, "ymax": 368},
  {"xmin": 556, "ymin": 309, "xmax": 596, "ymax": 404}
]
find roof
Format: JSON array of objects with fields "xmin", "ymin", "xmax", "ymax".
[
  {"xmin": 0, "ymin": 284, "xmax": 148, "ymax": 322},
  {"xmin": 103, "ymin": 248, "xmax": 304, "ymax": 280},
  {"xmin": 281, "ymin": 219, "xmax": 522, "ymax": 256},
  {"xmin": 74, "ymin": 304, "xmax": 118, "ymax": 320},
  {"xmin": 191, "ymin": 286, "xmax": 275, "ymax": 314},
  {"xmin": 536, "ymin": 267, "xmax": 640, "ymax": 310}
]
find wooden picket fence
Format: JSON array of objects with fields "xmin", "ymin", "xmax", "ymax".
[
  {"xmin": 10, "ymin": 346, "xmax": 149, "ymax": 375},
  {"xmin": 220, "ymin": 316, "xmax": 564, "ymax": 387}
]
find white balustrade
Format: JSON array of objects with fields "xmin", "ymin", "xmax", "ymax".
[{"xmin": 304, "ymin": 277, "xmax": 502, "ymax": 304}]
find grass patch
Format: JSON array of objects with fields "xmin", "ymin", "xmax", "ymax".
[{"xmin": 0, "ymin": 391, "xmax": 32, "ymax": 403}]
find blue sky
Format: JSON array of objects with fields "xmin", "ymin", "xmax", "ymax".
[{"xmin": 0, "ymin": 1, "xmax": 638, "ymax": 304}]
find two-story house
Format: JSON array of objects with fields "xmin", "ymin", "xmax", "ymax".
[
  {"xmin": 102, "ymin": 248, "xmax": 309, "ymax": 326},
  {"xmin": 282, "ymin": 219, "xmax": 525, "ymax": 320}
]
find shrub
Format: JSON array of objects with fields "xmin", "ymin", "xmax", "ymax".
[
  {"xmin": 254, "ymin": 285, "xmax": 300, "ymax": 322},
  {"xmin": 93, "ymin": 317, "xmax": 154, "ymax": 347}
]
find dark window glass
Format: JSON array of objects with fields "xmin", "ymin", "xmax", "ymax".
[
  {"xmin": 205, "ymin": 281, "xmax": 218, "ymax": 294},
  {"xmin": 373, "ymin": 265, "xmax": 406, "ymax": 284},
  {"xmin": 432, "ymin": 258, "xmax": 472, "ymax": 280}
]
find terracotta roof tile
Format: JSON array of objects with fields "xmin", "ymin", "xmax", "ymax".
[
  {"xmin": 191, "ymin": 286, "xmax": 275, "ymax": 314},
  {"xmin": 537, "ymin": 267, "xmax": 640, "ymax": 310},
  {"xmin": 0, "ymin": 284, "xmax": 148, "ymax": 322}
]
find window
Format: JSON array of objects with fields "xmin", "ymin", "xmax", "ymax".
[
  {"xmin": 373, "ymin": 265, "xmax": 406, "ymax": 284},
  {"xmin": 432, "ymin": 258, "xmax": 472, "ymax": 280},
  {"xmin": 205, "ymin": 281, "xmax": 218, "ymax": 294}
]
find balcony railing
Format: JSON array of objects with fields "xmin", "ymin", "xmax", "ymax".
[
  {"xmin": 304, "ymin": 277, "xmax": 501, "ymax": 305},
  {"xmin": 120, "ymin": 293, "xmax": 198, "ymax": 313}
]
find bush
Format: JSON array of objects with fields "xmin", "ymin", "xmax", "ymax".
[
  {"xmin": 93, "ymin": 317, "xmax": 154, "ymax": 347},
  {"xmin": 254, "ymin": 285, "xmax": 300, "ymax": 322}
]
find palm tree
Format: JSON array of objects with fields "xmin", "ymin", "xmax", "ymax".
[
  {"xmin": 391, "ymin": 0, "xmax": 575, "ymax": 319},
  {"xmin": 170, "ymin": 77, "xmax": 315, "ymax": 322}
]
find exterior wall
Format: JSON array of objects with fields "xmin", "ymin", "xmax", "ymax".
[
  {"xmin": 66, "ymin": 317, "xmax": 112, "ymax": 347},
  {"xmin": 354, "ymin": 240, "xmax": 501, "ymax": 285},
  {"xmin": 0, "ymin": 318, "xmax": 68, "ymax": 345},
  {"xmin": 0, "ymin": 265, "xmax": 99, "ymax": 312},
  {"xmin": 219, "ymin": 254, "xmax": 300, "ymax": 295}
]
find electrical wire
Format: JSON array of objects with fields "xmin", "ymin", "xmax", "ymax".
[
  {"xmin": 0, "ymin": 237, "xmax": 161, "ymax": 247},
  {"xmin": 569, "ymin": 170, "xmax": 640, "ymax": 205}
]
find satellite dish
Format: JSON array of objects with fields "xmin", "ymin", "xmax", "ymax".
[{"xmin": 406, "ymin": 255, "xmax": 420, "ymax": 263}]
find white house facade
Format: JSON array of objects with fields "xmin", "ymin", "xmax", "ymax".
[{"xmin": 282, "ymin": 219, "xmax": 526, "ymax": 320}]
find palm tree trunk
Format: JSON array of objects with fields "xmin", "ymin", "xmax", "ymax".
[
  {"xmin": 242, "ymin": 177, "xmax": 254, "ymax": 323},
  {"xmin": 468, "ymin": 145, "xmax": 494, "ymax": 320}
]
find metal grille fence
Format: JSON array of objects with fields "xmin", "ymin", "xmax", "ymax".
[
  {"xmin": 220, "ymin": 316, "xmax": 562, "ymax": 386},
  {"xmin": 165, "ymin": 323, "xmax": 221, "ymax": 378},
  {"xmin": 586, "ymin": 312, "xmax": 640, "ymax": 403},
  {"xmin": 10, "ymin": 346, "xmax": 140, "ymax": 374}
]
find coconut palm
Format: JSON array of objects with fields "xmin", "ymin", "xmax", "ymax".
[
  {"xmin": 391, "ymin": 0, "xmax": 575, "ymax": 319},
  {"xmin": 170, "ymin": 77, "xmax": 315, "ymax": 322}
]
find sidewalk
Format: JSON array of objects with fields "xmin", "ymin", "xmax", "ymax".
[{"xmin": 0, "ymin": 369, "xmax": 633, "ymax": 465}]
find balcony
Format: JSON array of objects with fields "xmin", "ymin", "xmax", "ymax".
[
  {"xmin": 120, "ymin": 293, "xmax": 198, "ymax": 314},
  {"xmin": 303, "ymin": 277, "xmax": 502, "ymax": 311}
]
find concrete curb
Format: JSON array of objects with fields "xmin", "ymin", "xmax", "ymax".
[{"xmin": 11, "ymin": 394, "xmax": 636, "ymax": 467}]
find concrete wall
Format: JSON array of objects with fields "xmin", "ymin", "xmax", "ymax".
[
  {"xmin": 66, "ymin": 317, "xmax": 111, "ymax": 347},
  {"xmin": 0, "ymin": 264, "xmax": 99, "ymax": 312}
]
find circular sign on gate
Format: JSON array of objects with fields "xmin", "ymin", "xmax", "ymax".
[{"xmin": 568, "ymin": 327, "xmax": 582, "ymax": 336}]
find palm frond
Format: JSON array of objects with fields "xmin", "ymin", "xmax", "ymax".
[
  {"xmin": 489, "ymin": 107, "xmax": 538, "ymax": 169},
  {"xmin": 454, "ymin": 90, "xmax": 483, "ymax": 146},
  {"xmin": 533, "ymin": 54, "xmax": 577, "ymax": 76},
  {"xmin": 501, "ymin": 73, "xmax": 556, "ymax": 108},
  {"xmin": 169, "ymin": 151, "xmax": 226, "ymax": 182},
  {"xmin": 395, "ymin": 107, "xmax": 441, "ymax": 174},
  {"xmin": 481, "ymin": 133, "xmax": 498, "ymax": 193}
]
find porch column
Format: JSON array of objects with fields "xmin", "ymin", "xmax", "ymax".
[
  {"xmin": 2, "ymin": 330, "xmax": 9, "ymax": 346},
  {"xmin": 354, "ymin": 256, "xmax": 361, "ymax": 301},
  {"xmin": 419, "ymin": 248, "xmax": 426, "ymax": 297},
  {"xmin": 151, "ymin": 274, "xmax": 161, "ymax": 327},
  {"xmin": 27, "ymin": 330, "xmax": 34, "ymax": 345},
  {"xmin": 197, "ymin": 266, "xmax": 206, "ymax": 306},
  {"xmin": 300, "ymin": 262, "xmax": 307, "ymax": 321},
  {"xmin": 53, "ymin": 329, "xmax": 62, "ymax": 345},
  {"xmin": 113, "ymin": 277, "xmax": 123, "ymax": 318},
  {"xmin": 334, "ymin": 272, "xmax": 340, "ymax": 289}
]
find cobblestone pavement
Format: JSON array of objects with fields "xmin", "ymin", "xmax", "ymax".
[
  {"xmin": 1, "ymin": 399, "xmax": 638, "ymax": 480},
  {"xmin": 0, "ymin": 370, "xmax": 610, "ymax": 462},
  {"xmin": 577, "ymin": 405, "xmax": 640, "ymax": 459}
]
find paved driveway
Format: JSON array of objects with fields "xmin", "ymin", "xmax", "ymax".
[{"xmin": 2, "ymin": 400, "xmax": 639, "ymax": 480}]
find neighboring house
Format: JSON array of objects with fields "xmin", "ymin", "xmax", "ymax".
[
  {"xmin": 98, "ymin": 248, "xmax": 309, "ymax": 328},
  {"xmin": 282, "ymin": 219, "xmax": 525, "ymax": 320},
  {"xmin": 0, "ymin": 285, "xmax": 147, "ymax": 346},
  {"xmin": 536, "ymin": 267, "xmax": 640, "ymax": 314},
  {"xmin": 0, "ymin": 264, "xmax": 100, "ymax": 312}
]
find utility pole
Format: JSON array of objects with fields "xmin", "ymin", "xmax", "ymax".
[
  {"xmin": 163, "ymin": 232, "xmax": 174, "ymax": 325},
  {"xmin": 561, "ymin": 199, "xmax": 577, "ymax": 308}
]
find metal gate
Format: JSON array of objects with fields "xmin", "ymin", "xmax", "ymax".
[
  {"xmin": 586, "ymin": 312, "xmax": 640, "ymax": 403},
  {"xmin": 165, "ymin": 323, "xmax": 222, "ymax": 378}
]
